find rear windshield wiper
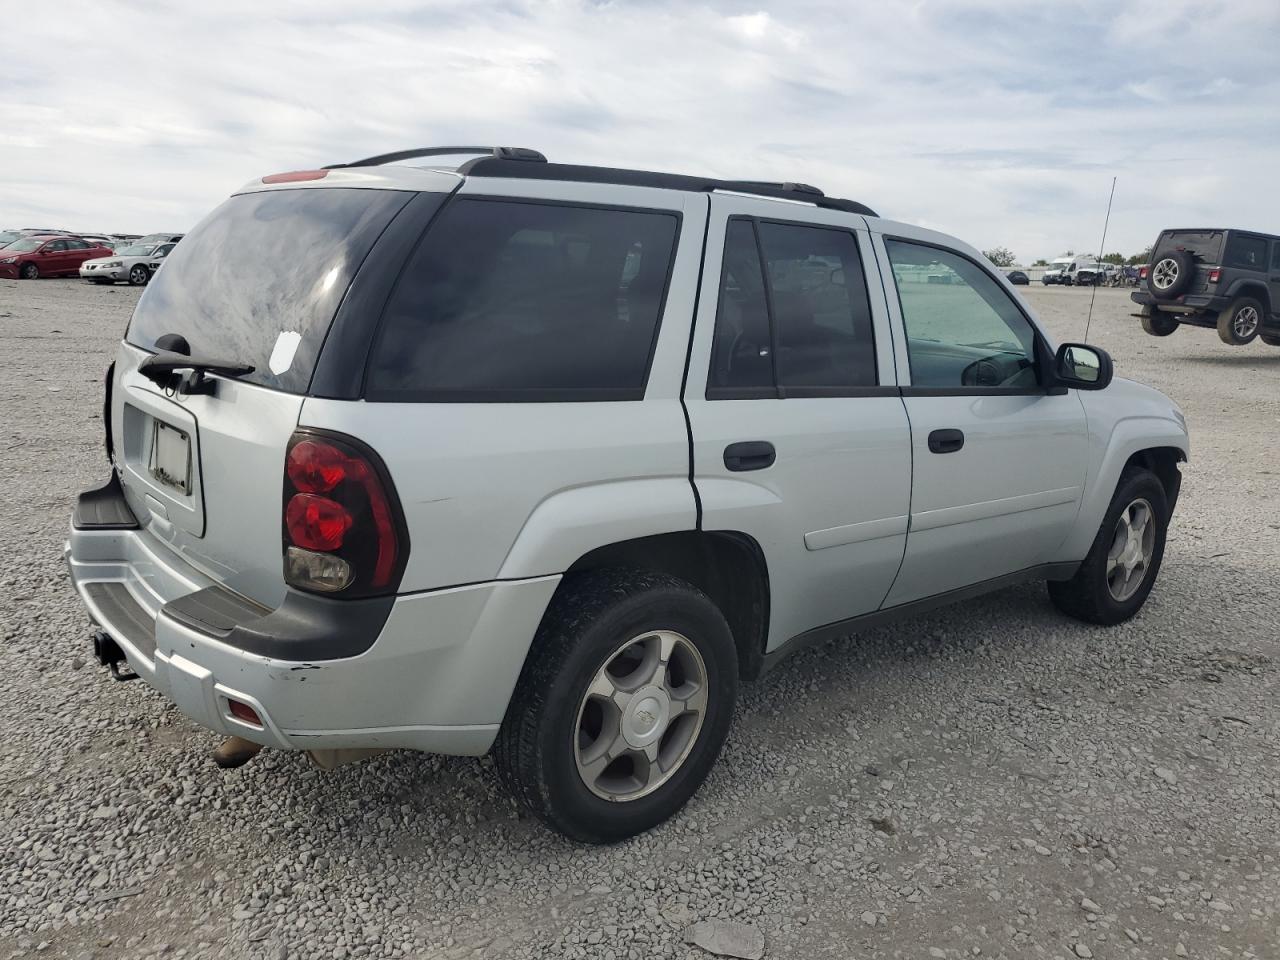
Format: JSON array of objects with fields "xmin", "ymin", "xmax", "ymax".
[{"xmin": 138, "ymin": 350, "xmax": 255, "ymax": 396}]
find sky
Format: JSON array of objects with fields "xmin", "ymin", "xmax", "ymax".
[{"xmin": 2, "ymin": 0, "xmax": 1278, "ymax": 264}]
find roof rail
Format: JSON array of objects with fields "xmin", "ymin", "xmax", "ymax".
[
  {"xmin": 459, "ymin": 157, "xmax": 878, "ymax": 217},
  {"xmin": 325, "ymin": 146, "xmax": 546, "ymax": 169}
]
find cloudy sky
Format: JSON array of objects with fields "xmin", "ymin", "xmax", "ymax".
[{"xmin": 3, "ymin": 0, "xmax": 1277, "ymax": 263}]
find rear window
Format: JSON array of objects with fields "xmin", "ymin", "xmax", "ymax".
[
  {"xmin": 1158, "ymin": 230, "xmax": 1223, "ymax": 263},
  {"xmin": 366, "ymin": 198, "xmax": 679, "ymax": 401},
  {"xmin": 127, "ymin": 187, "xmax": 412, "ymax": 394}
]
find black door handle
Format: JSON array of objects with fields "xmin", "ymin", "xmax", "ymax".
[
  {"xmin": 724, "ymin": 441, "xmax": 776, "ymax": 472},
  {"xmin": 928, "ymin": 429, "xmax": 965, "ymax": 454}
]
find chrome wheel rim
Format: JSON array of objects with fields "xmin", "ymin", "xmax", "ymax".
[
  {"xmin": 573, "ymin": 630, "xmax": 708, "ymax": 802},
  {"xmin": 1233, "ymin": 305, "xmax": 1259, "ymax": 338},
  {"xmin": 1151, "ymin": 258, "xmax": 1178, "ymax": 290},
  {"xmin": 1107, "ymin": 498, "xmax": 1156, "ymax": 601},
  {"xmin": 131, "ymin": 266, "xmax": 146, "ymax": 283}
]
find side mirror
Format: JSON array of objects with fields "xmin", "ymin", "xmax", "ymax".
[{"xmin": 1054, "ymin": 342, "xmax": 1112, "ymax": 390}]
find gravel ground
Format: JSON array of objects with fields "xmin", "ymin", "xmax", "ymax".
[{"xmin": 1, "ymin": 278, "xmax": 1278, "ymax": 960}]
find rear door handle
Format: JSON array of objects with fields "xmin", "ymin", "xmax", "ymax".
[
  {"xmin": 927, "ymin": 429, "xmax": 965, "ymax": 454},
  {"xmin": 724, "ymin": 441, "xmax": 776, "ymax": 472}
]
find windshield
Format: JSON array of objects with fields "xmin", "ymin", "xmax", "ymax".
[
  {"xmin": 117, "ymin": 244, "xmax": 156, "ymax": 257},
  {"xmin": 5, "ymin": 238, "xmax": 44, "ymax": 253},
  {"xmin": 127, "ymin": 187, "xmax": 412, "ymax": 393},
  {"xmin": 0, "ymin": 231, "xmax": 19, "ymax": 246}
]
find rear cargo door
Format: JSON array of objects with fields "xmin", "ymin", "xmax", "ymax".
[{"xmin": 114, "ymin": 185, "xmax": 420, "ymax": 607}]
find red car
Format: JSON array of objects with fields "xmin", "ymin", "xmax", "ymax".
[{"xmin": 0, "ymin": 236, "xmax": 114, "ymax": 279}]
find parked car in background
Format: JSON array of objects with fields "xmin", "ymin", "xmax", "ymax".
[
  {"xmin": 18, "ymin": 227, "xmax": 71, "ymax": 238},
  {"xmin": 145, "ymin": 241, "xmax": 178, "ymax": 276},
  {"xmin": 1041, "ymin": 255, "xmax": 1102, "ymax": 285},
  {"xmin": 1132, "ymin": 228, "xmax": 1280, "ymax": 346},
  {"xmin": 1006, "ymin": 270, "xmax": 1029, "ymax": 285},
  {"xmin": 67, "ymin": 146, "xmax": 1189, "ymax": 842},
  {"xmin": 79, "ymin": 242, "xmax": 164, "ymax": 285},
  {"xmin": 0, "ymin": 236, "xmax": 113, "ymax": 279},
  {"xmin": 135, "ymin": 232, "xmax": 185, "ymax": 247},
  {"xmin": 75, "ymin": 233, "xmax": 117, "ymax": 248},
  {"xmin": 0, "ymin": 229, "xmax": 21, "ymax": 249}
]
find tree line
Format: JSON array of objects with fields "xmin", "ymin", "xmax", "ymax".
[{"xmin": 983, "ymin": 247, "xmax": 1154, "ymax": 268}]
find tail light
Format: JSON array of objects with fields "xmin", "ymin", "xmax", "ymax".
[
  {"xmin": 282, "ymin": 431, "xmax": 408, "ymax": 597},
  {"xmin": 1208, "ymin": 268, "xmax": 1221, "ymax": 283},
  {"xmin": 1139, "ymin": 266, "xmax": 1148, "ymax": 279}
]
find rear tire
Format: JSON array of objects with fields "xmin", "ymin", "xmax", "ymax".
[
  {"xmin": 1140, "ymin": 307, "xmax": 1179, "ymax": 337},
  {"xmin": 19, "ymin": 263, "xmax": 38, "ymax": 280},
  {"xmin": 1048, "ymin": 468, "xmax": 1168, "ymax": 625},
  {"xmin": 1217, "ymin": 297, "xmax": 1262, "ymax": 345},
  {"xmin": 494, "ymin": 569, "xmax": 738, "ymax": 843}
]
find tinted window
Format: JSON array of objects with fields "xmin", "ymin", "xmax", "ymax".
[
  {"xmin": 1273, "ymin": 243, "xmax": 1280, "ymax": 271},
  {"xmin": 48, "ymin": 240, "xmax": 69, "ymax": 252},
  {"xmin": 1159, "ymin": 230, "xmax": 1222, "ymax": 262},
  {"xmin": 709, "ymin": 220, "xmax": 772, "ymax": 391},
  {"xmin": 128, "ymin": 187, "xmax": 411, "ymax": 394},
  {"xmin": 709, "ymin": 219, "xmax": 877, "ymax": 396},
  {"xmin": 69, "ymin": 239, "xmax": 90, "ymax": 249},
  {"xmin": 886, "ymin": 240, "xmax": 1039, "ymax": 389},
  {"xmin": 367, "ymin": 199, "xmax": 679, "ymax": 401},
  {"xmin": 759, "ymin": 222, "xmax": 876, "ymax": 390},
  {"xmin": 1225, "ymin": 234, "xmax": 1268, "ymax": 270}
]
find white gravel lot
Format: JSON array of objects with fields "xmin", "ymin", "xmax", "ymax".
[{"xmin": 1, "ymin": 279, "xmax": 1278, "ymax": 960}]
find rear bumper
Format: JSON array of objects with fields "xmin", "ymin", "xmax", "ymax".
[
  {"xmin": 1130, "ymin": 290, "xmax": 1230, "ymax": 314},
  {"xmin": 66, "ymin": 478, "xmax": 559, "ymax": 755}
]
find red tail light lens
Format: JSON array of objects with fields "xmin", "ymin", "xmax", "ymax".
[
  {"xmin": 1208, "ymin": 268, "xmax": 1221, "ymax": 283},
  {"xmin": 281, "ymin": 432, "xmax": 408, "ymax": 597},
  {"xmin": 286, "ymin": 494, "xmax": 352, "ymax": 551},
  {"xmin": 1139, "ymin": 266, "xmax": 1148, "ymax": 279}
]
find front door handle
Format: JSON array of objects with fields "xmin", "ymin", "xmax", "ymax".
[
  {"xmin": 724, "ymin": 441, "xmax": 776, "ymax": 472},
  {"xmin": 928, "ymin": 429, "xmax": 965, "ymax": 454}
]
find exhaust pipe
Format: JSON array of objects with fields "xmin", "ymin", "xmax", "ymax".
[{"xmin": 211, "ymin": 736, "xmax": 263, "ymax": 769}]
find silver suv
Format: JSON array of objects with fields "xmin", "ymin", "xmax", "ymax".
[{"xmin": 66, "ymin": 147, "xmax": 1190, "ymax": 842}]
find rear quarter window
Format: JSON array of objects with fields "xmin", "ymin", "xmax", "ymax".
[
  {"xmin": 127, "ymin": 187, "xmax": 413, "ymax": 394},
  {"xmin": 366, "ymin": 198, "xmax": 680, "ymax": 402}
]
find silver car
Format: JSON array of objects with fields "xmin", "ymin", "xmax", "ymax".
[
  {"xmin": 80, "ymin": 242, "xmax": 163, "ymax": 285},
  {"xmin": 65, "ymin": 146, "xmax": 1190, "ymax": 842}
]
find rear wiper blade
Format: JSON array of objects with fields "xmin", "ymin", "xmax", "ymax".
[{"xmin": 138, "ymin": 350, "xmax": 255, "ymax": 395}]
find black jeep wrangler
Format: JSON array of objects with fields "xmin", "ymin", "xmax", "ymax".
[{"xmin": 1132, "ymin": 228, "xmax": 1280, "ymax": 346}]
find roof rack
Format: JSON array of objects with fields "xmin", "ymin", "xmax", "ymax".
[
  {"xmin": 323, "ymin": 147, "xmax": 878, "ymax": 217},
  {"xmin": 325, "ymin": 146, "xmax": 546, "ymax": 169}
]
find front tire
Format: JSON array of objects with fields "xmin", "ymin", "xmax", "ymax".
[
  {"xmin": 128, "ymin": 264, "xmax": 150, "ymax": 286},
  {"xmin": 494, "ymin": 569, "xmax": 738, "ymax": 843},
  {"xmin": 1217, "ymin": 298, "xmax": 1262, "ymax": 345},
  {"xmin": 19, "ymin": 263, "xmax": 38, "ymax": 280},
  {"xmin": 1048, "ymin": 468, "xmax": 1169, "ymax": 625}
]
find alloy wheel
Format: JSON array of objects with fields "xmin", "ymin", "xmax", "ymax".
[
  {"xmin": 1107, "ymin": 498, "xmax": 1156, "ymax": 602},
  {"xmin": 1233, "ymin": 305, "xmax": 1260, "ymax": 339},
  {"xmin": 1151, "ymin": 258, "xmax": 1178, "ymax": 291},
  {"xmin": 573, "ymin": 630, "xmax": 708, "ymax": 802}
]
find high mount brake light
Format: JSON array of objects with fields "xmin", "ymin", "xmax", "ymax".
[
  {"xmin": 282, "ymin": 432, "xmax": 408, "ymax": 597},
  {"xmin": 262, "ymin": 170, "xmax": 329, "ymax": 184}
]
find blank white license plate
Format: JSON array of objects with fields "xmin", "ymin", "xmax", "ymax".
[{"xmin": 149, "ymin": 420, "xmax": 191, "ymax": 494}]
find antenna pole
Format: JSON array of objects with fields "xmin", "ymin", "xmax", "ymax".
[{"xmin": 1084, "ymin": 176, "xmax": 1117, "ymax": 342}]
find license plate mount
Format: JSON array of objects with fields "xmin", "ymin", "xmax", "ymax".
[{"xmin": 149, "ymin": 420, "xmax": 191, "ymax": 495}]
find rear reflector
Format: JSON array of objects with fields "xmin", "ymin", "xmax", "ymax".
[
  {"xmin": 228, "ymin": 699, "xmax": 262, "ymax": 726},
  {"xmin": 262, "ymin": 170, "xmax": 329, "ymax": 184}
]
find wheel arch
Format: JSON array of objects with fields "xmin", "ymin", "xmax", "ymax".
[
  {"xmin": 557, "ymin": 530, "xmax": 772, "ymax": 681},
  {"xmin": 1225, "ymin": 280, "xmax": 1271, "ymax": 314}
]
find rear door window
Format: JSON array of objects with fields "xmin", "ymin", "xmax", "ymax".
[
  {"xmin": 127, "ymin": 187, "xmax": 413, "ymax": 394},
  {"xmin": 708, "ymin": 218, "xmax": 877, "ymax": 397},
  {"xmin": 366, "ymin": 198, "xmax": 679, "ymax": 401}
]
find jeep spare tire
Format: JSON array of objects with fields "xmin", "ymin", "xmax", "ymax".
[{"xmin": 1147, "ymin": 250, "xmax": 1195, "ymax": 299}]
